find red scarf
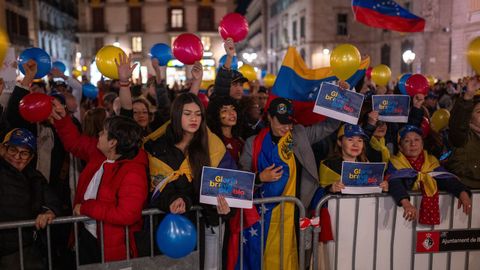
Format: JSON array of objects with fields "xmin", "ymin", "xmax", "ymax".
[{"xmin": 406, "ymin": 152, "xmax": 440, "ymax": 225}]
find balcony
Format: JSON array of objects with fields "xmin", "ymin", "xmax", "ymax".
[
  {"xmin": 128, "ymin": 23, "xmax": 145, "ymax": 33},
  {"xmin": 9, "ymin": 33, "xmax": 33, "ymax": 47}
]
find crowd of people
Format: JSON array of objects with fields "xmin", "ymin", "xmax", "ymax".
[{"xmin": 0, "ymin": 37, "xmax": 479, "ymax": 270}]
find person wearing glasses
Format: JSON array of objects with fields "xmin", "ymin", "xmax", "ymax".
[{"xmin": 0, "ymin": 128, "xmax": 61, "ymax": 270}]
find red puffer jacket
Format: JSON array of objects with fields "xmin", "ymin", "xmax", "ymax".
[{"xmin": 54, "ymin": 116, "xmax": 148, "ymax": 261}]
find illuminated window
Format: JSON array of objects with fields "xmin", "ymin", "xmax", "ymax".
[
  {"xmin": 170, "ymin": 8, "xmax": 184, "ymax": 29},
  {"xmin": 201, "ymin": 36, "xmax": 211, "ymax": 51},
  {"xmin": 132, "ymin": 36, "xmax": 142, "ymax": 53}
]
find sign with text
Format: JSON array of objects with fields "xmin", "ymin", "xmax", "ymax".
[
  {"xmin": 416, "ymin": 230, "xmax": 480, "ymax": 253},
  {"xmin": 372, "ymin": 95, "xmax": 410, "ymax": 123},
  {"xmin": 200, "ymin": 166, "xmax": 255, "ymax": 209},
  {"xmin": 313, "ymin": 82, "xmax": 365, "ymax": 125},
  {"xmin": 340, "ymin": 161, "xmax": 386, "ymax": 194}
]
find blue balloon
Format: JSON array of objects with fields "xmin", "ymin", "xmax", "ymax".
[
  {"xmin": 52, "ymin": 61, "xmax": 66, "ymax": 73},
  {"xmin": 82, "ymin": 83, "xmax": 98, "ymax": 99},
  {"xmin": 156, "ymin": 214, "xmax": 197, "ymax": 259},
  {"xmin": 261, "ymin": 69, "xmax": 267, "ymax": 79},
  {"xmin": 19, "ymin": 48, "xmax": 52, "ymax": 79},
  {"xmin": 219, "ymin": 54, "xmax": 238, "ymax": 70},
  {"xmin": 150, "ymin": 43, "xmax": 173, "ymax": 66},
  {"xmin": 398, "ymin": 73, "xmax": 412, "ymax": 95}
]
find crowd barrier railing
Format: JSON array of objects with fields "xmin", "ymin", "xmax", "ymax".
[
  {"xmin": 312, "ymin": 190, "xmax": 480, "ymax": 270},
  {"xmin": 0, "ymin": 196, "xmax": 307, "ymax": 270}
]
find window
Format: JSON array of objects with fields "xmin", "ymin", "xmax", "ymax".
[
  {"xmin": 198, "ymin": 6, "xmax": 214, "ymax": 31},
  {"xmin": 95, "ymin": 37, "xmax": 104, "ymax": 53},
  {"xmin": 129, "ymin": 6, "xmax": 143, "ymax": 31},
  {"xmin": 201, "ymin": 36, "xmax": 211, "ymax": 51},
  {"xmin": 170, "ymin": 8, "xmax": 184, "ymax": 29},
  {"xmin": 300, "ymin": 17, "xmax": 305, "ymax": 39},
  {"xmin": 92, "ymin": 7, "xmax": 105, "ymax": 32},
  {"xmin": 132, "ymin": 36, "xmax": 142, "ymax": 53},
  {"xmin": 337, "ymin": 13, "xmax": 348, "ymax": 36},
  {"xmin": 381, "ymin": 44, "xmax": 391, "ymax": 67},
  {"xmin": 292, "ymin": 20, "xmax": 297, "ymax": 42}
]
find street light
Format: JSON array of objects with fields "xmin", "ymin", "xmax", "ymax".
[
  {"xmin": 242, "ymin": 52, "xmax": 258, "ymax": 63},
  {"xmin": 402, "ymin": 49, "xmax": 416, "ymax": 64}
]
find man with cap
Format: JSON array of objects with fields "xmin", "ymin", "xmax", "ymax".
[
  {"xmin": 212, "ymin": 38, "xmax": 248, "ymax": 100},
  {"xmin": 237, "ymin": 97, "xmax": 340, "ymax": 269},
  {"xmin": 0, "ymin": 128, "xmax": 61, "ymax": 269}
]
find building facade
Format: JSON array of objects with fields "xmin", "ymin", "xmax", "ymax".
[
  {"xmin": 77, "ymin": 0, "xmax": 235, "ymax": 85},
  {"xmin": 1, "ymin": 0, "xmax": 38, "ymax": 54},
  {"xmin": 240, "ymin": 0, "xmax": 456, "ymax": 81},
  {"xmin": 450, "ymin": 0, "xmax": 480, "ymax": 80}
]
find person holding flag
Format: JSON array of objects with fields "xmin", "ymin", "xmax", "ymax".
[{"xmin": 232, "ymin": 94, "xmax": 341, "ymax": 269}]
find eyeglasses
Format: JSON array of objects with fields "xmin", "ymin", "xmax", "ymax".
[{"xmin": 6, "ymin": 145, "xmax": 32, "ymax": 160}]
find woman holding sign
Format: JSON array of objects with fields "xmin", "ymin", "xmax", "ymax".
[
  {"xmin": 144, "ymin": 93, "xmax": 236, "ymax": 269},
  {"xmin": 318, "ymin": 124, "xmax": 389, "ymax": 193},
  {"xmin": 386, "ymin": 125, "xmax": 471, "ymax": 224}
]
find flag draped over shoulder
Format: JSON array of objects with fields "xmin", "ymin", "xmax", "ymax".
[
  {"xmin": 352, "ymin": 0, "xmax": 425, "ymax": 32},
  {"xmin": 227, "ymin": 128, "xmax": 298, "ymax": 270},
  {"xmin": 269, "ymin": 47, "xmax": 370, "ymax": 126}
]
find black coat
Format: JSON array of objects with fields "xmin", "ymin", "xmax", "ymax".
[{"xmin": 0, "ymin": 158, "xmax": 61, "ymax": 256}]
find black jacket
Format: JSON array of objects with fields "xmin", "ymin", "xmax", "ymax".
[{"xmin": 0, "ymin": 158, "xmax": 61, "ymax": 256}]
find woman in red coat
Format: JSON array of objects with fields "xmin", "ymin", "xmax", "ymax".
[{"xmin": 51, "ymin": 100, "xmax": 148, "ymax": 264}]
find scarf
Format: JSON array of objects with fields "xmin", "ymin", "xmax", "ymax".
[{"xmin": 369, "ymin": 136, "xmax": 391, "ymax": 163}]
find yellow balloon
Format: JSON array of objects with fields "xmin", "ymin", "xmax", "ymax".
[
  {"xmin": 0, "ymin": 29, "xmax": 10, "ymax": 66},
  {"xmin": 371, "ymin": 64, "xmax": 391, "ymax": 87},
  {"xmin": 468, "ymin": 37, "xmax": 480, "ymax": 75},
  {"xmin": 72, "ymin": 69, "xmax": 82, "ymax": 78},
  {"xmin": 431, "ymin": 109, "xmax": 450, "ymax": 132},
  {"xmin": 330, "ymin": 44, "xmax": 361, "ymax": 80},
  {"xmin": 95, "ymin": 45, "xmax": 126, "ymax": 79},
  {"xmin": 426, "ymin": 75, "xmax": 436, "ymax": 87},
  {"xmin": 239, "ymin": 64, "xmax": 257, "ymax": 81},
  {"xmin": 264, "ymin": 73, "xmax": 276, "ymax": 88}
]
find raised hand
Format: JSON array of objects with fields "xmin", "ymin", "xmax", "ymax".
[
  {"xmin": 412, "ymin": 93, "xmax": 425, "ymax": 109},
  {"xmin": 191, "ymin": 61, "xmax": 203, "ymax": 81},
  {"xmin": 115, "ymin": 53, "xmax": 137, "ymax": 82},
  {"xmin": 224, "ymin": 38, "xmax": 235, "ymax": 57}
]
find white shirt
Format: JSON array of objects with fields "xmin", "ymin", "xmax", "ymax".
[{"xmin": 83, "ymin": 160, "xmax": 115, "ymax": 238}]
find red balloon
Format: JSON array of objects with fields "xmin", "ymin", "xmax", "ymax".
[
  {"xmin": 218, "ymin": 13, "xmax": 249, "ymax": 42},
  {"xmin": 173, "ymin": 33, "xmax": 204, "ymax": 65},
  {"xmin": 198, "ymin": 93, "xmax": 209, "ymax": 109},
  {"xmin": 421, "ymin": 117, "xmax": 430, "ymax": 138},
  {"xmin": 405, "ymin": 74, "xmax": 429, "ymax": 97},
  {"xmin": 366, "ymin": 67, "xmax": 373, "ymax": 80},
  {"xmin": 19, "ymin": 93, "xmax": 53, "ymax": 123}
]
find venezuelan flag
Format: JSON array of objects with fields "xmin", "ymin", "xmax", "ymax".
[
  {"xmin": 269, "ymin": 47, "xmax": 370, "ymax": 126},
  {"xmin": 228, "ymin": 128, "xmax": 298, "ymax": 270}
]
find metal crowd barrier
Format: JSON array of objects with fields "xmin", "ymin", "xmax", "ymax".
[
  {"xmin": 312, "ymin": 190, "xmax": 480, "ymax": 270},
  {"xmin": 0, "ymin": 196, "xmax": 306, "ymax": 270}
]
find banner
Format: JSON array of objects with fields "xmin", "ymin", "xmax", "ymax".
[
  {"xmin": 372, "ymin": 95, "xmax": 410, "ymax": 123},
  {"xmin": 200, "ymin": 166, "xmax": 255, "ymax": 208},
  {"xmin": 313, "ymin": 82, "xmax": 365, "ymax": 124},
  {"xmin": 416, "ymin": 230, "xmax": 480, "ymax": 253},
  {"xmin": 340, "ymin": 161, "xmax": 386, "ymax": 194}
]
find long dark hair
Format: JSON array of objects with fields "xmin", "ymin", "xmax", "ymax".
[{"xmin": 169, "ymin": 93, "xmax": 210, "ymax": 183}]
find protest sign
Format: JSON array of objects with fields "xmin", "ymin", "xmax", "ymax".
[
  {"xmin": 200, "ymin": 166, "xmax": 255, "ymax": 208},
  {"xmin": 313, "ymin": 82, "xmax": 364, "ymax": 124},
  {"xmin": 340, "ymin": 161, "xmax": 386, "ymax": 194},
  {"xmin": 372, "ymin": 95, "xmax": 410, "ymax": 122}
]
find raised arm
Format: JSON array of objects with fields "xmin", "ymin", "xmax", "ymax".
[
  {"xmin": 189, "ymin": 61, "xmax": 203, "ymax": 95},
  {"xmin": 116, "ymin": 53, "xmax": 138, "ymax": 111},
  {"xmin": 51, "ymin": 99, "xmax": 99, "ymax": 161}
]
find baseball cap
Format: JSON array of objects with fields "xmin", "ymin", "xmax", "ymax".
[
  {"xmin": 2, "ymin": 128, "xmax": 36, "ymax": 152},
  {"xmin": 268, "ymin": 97, "xmax": 294, "ymax": 124},
  {"xmin": 231, "ymin": 70, "xmax": 248, "ymax": 84},
  {"xmin": 337, "ymin": 124, "xmax": 369, "ymax": 140},
  {"xmin": 398, "ymin": 125, "xmax": 423, "ymax": 142}
]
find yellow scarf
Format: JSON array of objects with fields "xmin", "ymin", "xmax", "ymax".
[
  {"xmin": 369, "ymin": 136, "xmax": 391, "ymax": 163},
  {"xmin": 144, "ymin": 121, "xmax": 226, "ymax": 195},
  {"xmin": 319, "ymin": 160, "xmax": 341, "ymax": 188},
  {"xmin": 389, "ymin": 151, "xmax": 438, "ymax": 196}
]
